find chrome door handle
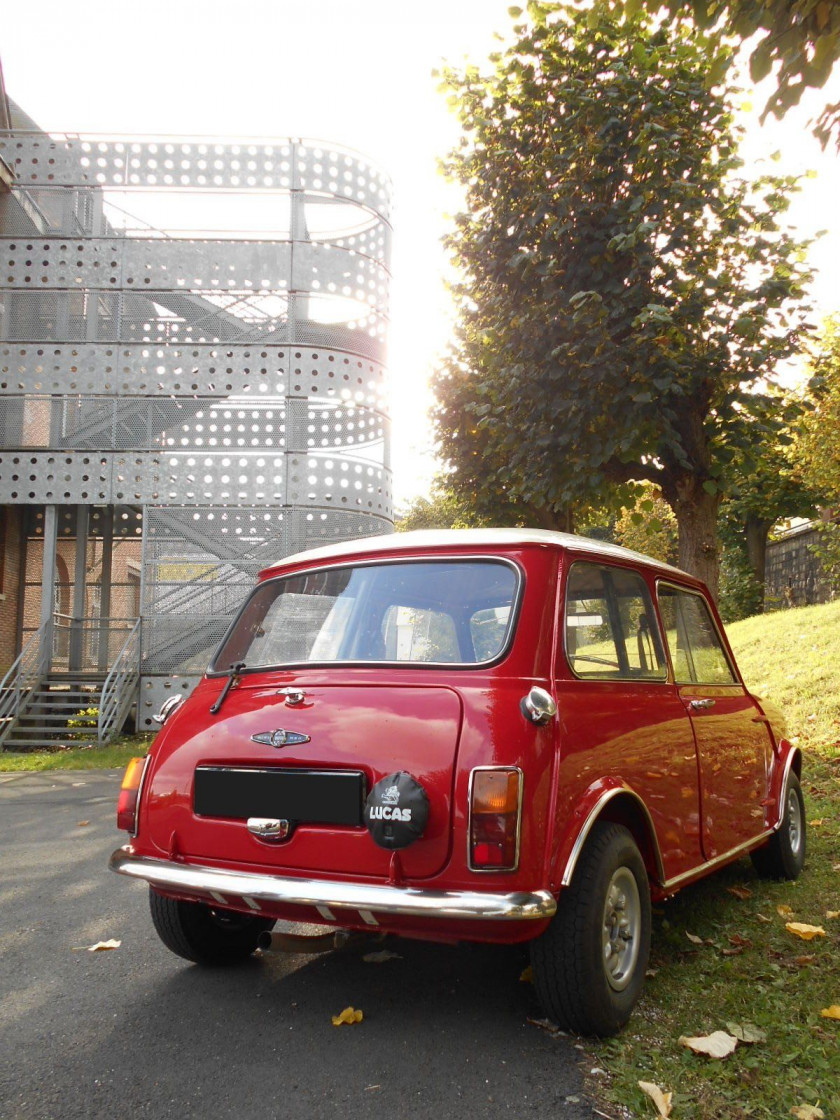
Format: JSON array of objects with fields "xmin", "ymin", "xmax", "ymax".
[
  {"xmin": 521, "ymin": 686, "xmax": 557, "ymax": 724},
  {"xmin": 689, "ymin": 699, "xmax": 715, "ymax": 710}
]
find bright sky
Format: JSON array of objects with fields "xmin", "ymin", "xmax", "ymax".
[{"xmin": 3, "ymin": 0, "xmax": 839, "ymax": 510}]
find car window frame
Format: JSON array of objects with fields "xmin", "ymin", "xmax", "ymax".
[
  {"xmin": 207, "ymin": 554, "xmax": 526, "ymax": 675},
  {"xmin": 655, "ymin": 580, "xmax": 739, "ymax": 687},
  {"xmin": 562, "ymin": 558, "xmax": 669, "ymax": 683}
]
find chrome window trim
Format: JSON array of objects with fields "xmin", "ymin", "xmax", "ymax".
[
  {"xmin": 208, "ymin": 554, "xmax": 524, "ymax": 676},
  {"xmin": 655, "ymin": 580, "xmax": 738, "ymax": 687},
  {"xmin": 109, "ymin": 846, "xmax": 556, "ymax": 922},
  {"xmin": 467, "ymin": 765, "xmax": 525, "ymax": 874}
]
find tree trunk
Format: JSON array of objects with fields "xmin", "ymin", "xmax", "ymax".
[
  {"xmin": 668, "ymin": 475, "xmax": 722, "ymax": 600},
  {"xmin": 744, "ymin": 516, "xmax": 773, "ymax": 593},
  {"xmin": 527, "ymin": 504, "xmax": 575, "ymax": 533}
]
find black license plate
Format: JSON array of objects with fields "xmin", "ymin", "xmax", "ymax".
[{"xmin": 194, "ymin": 767, "xmax": 365, "ymax": 826}]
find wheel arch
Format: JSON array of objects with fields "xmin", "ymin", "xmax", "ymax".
[{"xmin": 558, "ymin": 786, "xmax": 665, "ymax": 889}]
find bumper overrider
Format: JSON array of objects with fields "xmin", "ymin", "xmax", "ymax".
[{"xmin": 109, "ymin": 846, "xmax": 557, "ymax": 922}]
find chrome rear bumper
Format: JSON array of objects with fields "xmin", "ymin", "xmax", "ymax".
[{"xmin": 109, "ymin": 846, "xmax": 557, "ymax": 923}]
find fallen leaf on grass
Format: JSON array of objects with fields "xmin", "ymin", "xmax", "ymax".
[
  {"xmin": 726, "ymin": 1021, "xmax": 766, "ymax": 1043},
  {"xmin": 519, "ymin": 965, "xmax": 534, "ymax": 983},
  {"xmin": 819, "ymin": 1005, "xmax": 840, "ymax": 1020},
  {"xmin": 791, "ymin": 1106, "xmax": 825, "ymax": 1120},
  {"xmin": 793, "ymin": 955, "xmax": 816, "ymax": 967},
  {"xmin": 331, "ymin": 1006, "xmax": 363, "ymax": 1026},
  {"xmin": 726, "ymin": 885, "xmax": 752, "ymax": 900},
  {"xmin": 809, "ymin": 819, "xmax": 825, "ymax": 827},
  {"xmin": 679, "ymin": 1030, "xmax": 738, "ymax": 1059},
  {"xmin": 728, "ymin": 933, "xmax": 753, "ymax": 948},
  {"xmin": 362, "ymin": 950, "xmax": 402, "ymax": 964},
  {"xmin": 88, "ymin": 939, "xmax": 121, "ymax": 952},
  {"xmin": 756, "ymin": 913, "xmax": 772, "ymax": 923},
  {"xmin": 721, "ymin": 946, "xmax": 744, "ymax": 957},
  {"xmin": 786, "ymin": 923, "xmax": 826, "ymax": 941},
  {"xmin": 777, "ymin": 904, "xmax": 794, "ymax": 916},
  {"xmin": 638, "ymin": 1080, "xmax": 672, "ymax": 1118},
  {"xmin": 826, "ymin": 911, "xmax": 840, "ymax": 920},
  {"xmin": 685, "ymin": 931, "xmax": 705, "ymax": 945}
]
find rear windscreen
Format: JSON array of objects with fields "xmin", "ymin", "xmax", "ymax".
[{"xmin": 210, "ymin": 560, "xmax": 520, "ymax": 670}]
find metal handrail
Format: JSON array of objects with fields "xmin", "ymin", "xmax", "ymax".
[
  {"xmin": 97, "ymin": 619, "xmax": 142, "ymax": 745},
  {"xmin": 0, "ymin": 619, "xmax": 49, "ymax": 751}
]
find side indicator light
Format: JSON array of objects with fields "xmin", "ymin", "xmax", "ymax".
[
  {"xmin": 117, "ymin": 756, "xmax": 149, "ymax": 835},
  {"xmin": 469, "ymin": 768, "xmax": 522, "ymax": 871}
]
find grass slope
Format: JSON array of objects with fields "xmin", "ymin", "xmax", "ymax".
[{"xmin": 593, "ymin": 599, "xmax": 840, "ymax": 1120}]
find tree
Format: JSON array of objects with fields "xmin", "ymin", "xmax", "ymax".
[
  {"xmin": 616, "ymin": 0, "xmax": 840, "ymax": 147},
  {"xmin": 614, "ymin": 486, "xmax": 679, "ymax": 564},
  {"xmin": 794, "ymin": 315, "xmax": 840, "ymax": 581},
  {"xmin": 434, "ymin": 2, "xmax": 812, "ymax": 598}
]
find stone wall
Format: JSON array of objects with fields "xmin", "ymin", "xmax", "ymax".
[{"xmin": 765, "ymin": 525, "xmax": 836, "ymax": 608}]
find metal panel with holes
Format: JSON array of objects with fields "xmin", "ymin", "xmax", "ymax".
[{"xmin": 0, "ymin": 129, "xmax": 393, "ymax": 699}]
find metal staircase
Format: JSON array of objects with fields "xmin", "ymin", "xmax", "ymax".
[{"xmin": 0, "ymin": 617, "xmax": 141, "ymax": 751}]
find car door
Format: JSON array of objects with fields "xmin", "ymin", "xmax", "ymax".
[
  {"xmin": 555, "ymin": 560, "xmax": 704, "ymax": 881},
  {"xmin": 656, "ymin": 583, "xmax": 772, "ymax": 861}
]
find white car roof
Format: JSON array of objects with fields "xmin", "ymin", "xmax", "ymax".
[{"xmin": 265, "ymin": 528, "xmax": 689, "ymax": 580}]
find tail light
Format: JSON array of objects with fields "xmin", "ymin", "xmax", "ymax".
[
  {"xmin": 469, "ymin": 767, "xmax": 522, "ymax": 871},
  {"xmin": 117, "ymin": 756, "xmax": 149, "ymax": 835}
]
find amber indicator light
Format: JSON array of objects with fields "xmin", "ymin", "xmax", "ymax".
[
  {"xmin": 470, "ymin": 768, "xmax": 521, "ymax": 871},
  {"xmin": 117, "ymin": 756, "xmax": 148, "ymax": 834}
]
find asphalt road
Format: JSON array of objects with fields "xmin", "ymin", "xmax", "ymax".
[{"xmin": 0, "ymin": 771, "xmax": 600, "ymax": 1120}]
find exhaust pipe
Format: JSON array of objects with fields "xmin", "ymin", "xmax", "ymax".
[{"xmin": 258, "ymin": 929, "xmax": 351, "ymax": 955}]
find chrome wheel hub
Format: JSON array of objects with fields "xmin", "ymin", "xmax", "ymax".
[
  {"xmin": 602, "ymin": 866, "xmax": 641, "ymax": 992},
  {"xmin": 787, "ymin": 786, "xmax": 803, "ymax": 856}
]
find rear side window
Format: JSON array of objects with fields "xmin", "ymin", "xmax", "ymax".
[
  {"xmin": 564, "ymin": 561, "xmax": 666, "ymax": 680},
  {"xmin": 657, "ymin": 585, "xmax": 736, "ymax": 685}
]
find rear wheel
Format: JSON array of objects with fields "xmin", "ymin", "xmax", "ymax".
[
  {"xmin": 530, "ymin": 823, "xmax": 651, "ymax": 1037},
  {"xmin": 149, "ymin": 889, "xmax": 275, "ymax": 965},
  {"xmin": 750, "ymin": 772, "xmax": 806, "ymax": 881}
]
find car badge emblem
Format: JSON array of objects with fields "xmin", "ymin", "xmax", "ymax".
[
  {"xmin": 381, "ymin": 784, "xmax": 401, "ymax": 806},
  {"xmin": 251, "ymin": 729, "xmax": 311, "ymax": 748}
]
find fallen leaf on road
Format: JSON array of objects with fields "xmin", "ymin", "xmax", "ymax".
[
  {"xmin": 791, "ymin": 1105, "xmax": 825, "ymax": 1120},
  {"xmin": 331, "ymin": 1006, "xmax": 363, "ymax": 1026},
  {"xmin": 519, "ymin": 965, "xmax": 534, "ymax": 983},
  {"xmin": 362, "ymin": 950, "xmax": 402, "ymax": 964},
  {"xmin": 726, "ymin": 886, "xmax": 752, "ymax": 900},
  {"xmin": 527, "ymin": 1017, "xmax": 565, "ymax": 1037},
  {"xmin": 679, "ymin": 1030, "xmax": 738, "ymax": 1059},
  {"xmin": 786, "ymin": 923, "xmax": 826, "ymax": 941},
  {"xmin": 726, "ymin": 1022, "xmax": 766, "ymax": 1043},
  {"xmin": 77, "ymin": 820, "xmax": 90, "ymax": 827},
  {"xmin": 638, "ymin": 1080, "xmax": 672, "ymax": 1118},
  {"xmin": 88, "ymin": 939, "xmax": 121, "ymax": 952},
  {"xmin": 819, "ymin": 1005, "xmax": 840, "ymax": 1020}
]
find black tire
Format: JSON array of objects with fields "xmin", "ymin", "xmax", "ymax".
[
  {"xmin": 149, "ymin": 889, "xmax": 275, "ymax": 965},
  {"xmin": 530, "ymin": 823, "xmax": 651, "ymax": 1037},
  {"xmin": 750, "ymin": 772, "xmax": 806, "ymax": 881}
]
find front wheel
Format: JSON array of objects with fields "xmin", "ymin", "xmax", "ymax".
[
  {"xmin": 149, "ymin": 889, "xmax": 275, "ymax": 965},
  {"xmin": 530, "ymin": 823, "xmax": 651, "ymax": 1037},
  {"xmin": 750, "ymin": 772, "xmax": 806, "ymax": 881}
]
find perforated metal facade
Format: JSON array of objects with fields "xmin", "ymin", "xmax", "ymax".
[{"xmin": 0, "ymin": 132, "xmax": 393, "ymax": 715}]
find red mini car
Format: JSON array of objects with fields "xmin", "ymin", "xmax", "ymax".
[{"xmin": 111, "ymin": 529, "xmax": 805, "ymax": 1036}]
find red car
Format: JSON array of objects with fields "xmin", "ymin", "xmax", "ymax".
[{"xmin": 111, "ymin": 529, "xmax": 805, "ymax": 1036}]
